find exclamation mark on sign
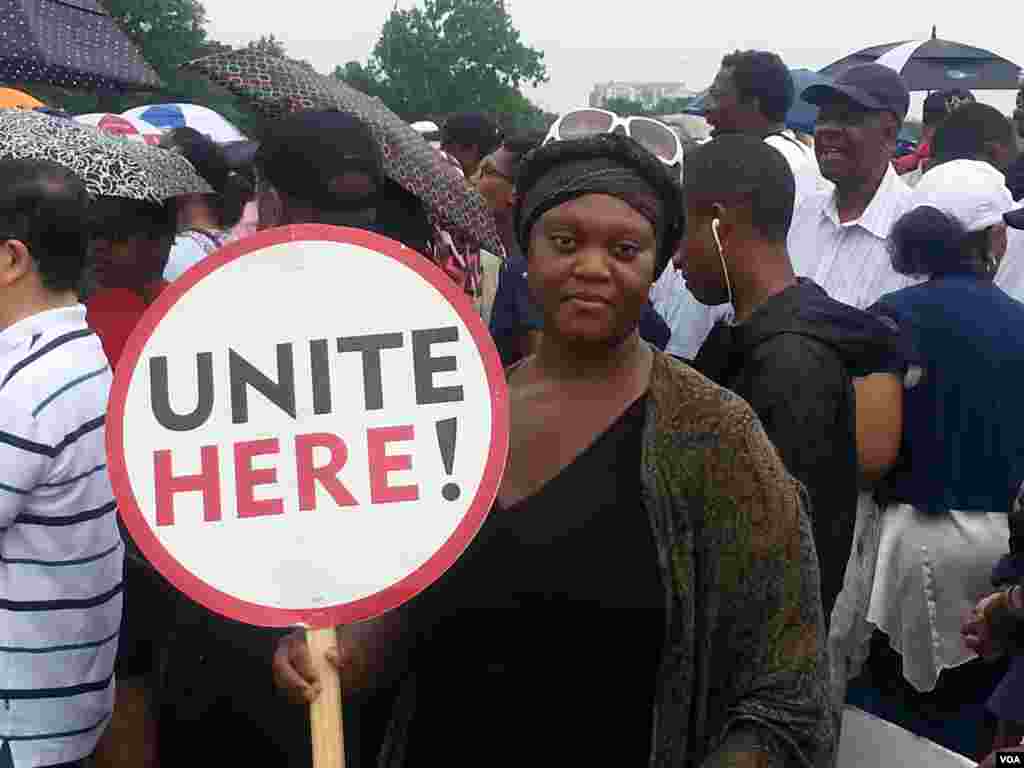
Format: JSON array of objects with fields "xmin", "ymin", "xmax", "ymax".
[{"xmin": 436, "ymin": 418, "xmax": 460, "ymax": 501}]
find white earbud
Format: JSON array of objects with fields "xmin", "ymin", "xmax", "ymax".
[{"xmin": 711, "ymin": 218, "xmax": 733, "ymax": 307}]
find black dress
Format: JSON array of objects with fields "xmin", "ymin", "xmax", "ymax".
[{"xmin": 403, "ymin": 395, "xmax": 664, "ymax": 765}]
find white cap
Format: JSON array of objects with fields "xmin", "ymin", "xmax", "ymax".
[{"xmin": 914, "ymin": 159, "xmax": 1024, "ymax": 231}]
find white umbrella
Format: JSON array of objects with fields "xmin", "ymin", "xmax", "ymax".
[
  {"xmin": 122, "ymin": 103, "xmax": 246, "ymax": 143},
  {"xmin": 74, "ymin": 113, "xmax": 163, "ymax": 145}
]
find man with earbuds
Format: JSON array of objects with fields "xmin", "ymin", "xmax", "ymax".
[{"xmin": 680, "ymin": 134, "xmax": 905, "ymax": 632}]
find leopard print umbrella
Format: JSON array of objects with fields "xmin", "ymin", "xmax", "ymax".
[
  {"xmin": 181, "ymin": 49, "xmax": 504, "ymax": 257},
  {"xmin": 0, "ymin": 108, "xmax": 212, "ymax": 202}
]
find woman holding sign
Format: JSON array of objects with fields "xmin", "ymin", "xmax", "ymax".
[{"xmin": 274, "ymin": 134, "xmax": 835, "ymax": 767}]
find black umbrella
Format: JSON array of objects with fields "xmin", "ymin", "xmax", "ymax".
[
  {"xmin": 0, "ymin": 0, "xmax": 162, "ymax": 91},
  {"xmin": 821, "ymin": 28, "xmax": 1021, "ymax": 91},
  {"xmin": 0, "ymin": 109, "xmax": 212, "ymax": 202},
  {"xmin": 181, "ymin": 48, "xmax": 504, "ymax": 256}
]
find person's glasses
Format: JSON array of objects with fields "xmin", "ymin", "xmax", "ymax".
[{"xmin": 546, "ymin": 108, "xmax": 683, "ymax": 166}]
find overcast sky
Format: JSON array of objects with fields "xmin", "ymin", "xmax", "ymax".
[{"xmin": 201, "ymin": 0, "xmax": 1021, "ymax": 118}]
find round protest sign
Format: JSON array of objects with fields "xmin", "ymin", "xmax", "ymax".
[{"xmin": 107, "ymin": 225, "xmax": 509, "ymax": 629}]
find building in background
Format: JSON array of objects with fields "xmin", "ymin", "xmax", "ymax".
[{"xmin": 589, "ymin": 82, "xmax": 696, "ymax": 110}]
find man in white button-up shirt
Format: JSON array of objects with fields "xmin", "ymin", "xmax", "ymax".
[
  {"xmin": 789, "ymin": 64, "xmax": 919, "ymax": 308},
  {"xmin": 785, "ymin": 64, "xmax": 921, "ymax": 712}
]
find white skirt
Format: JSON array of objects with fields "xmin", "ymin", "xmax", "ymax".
[
  {"xmin": 829, "ymin": 492, "xmax": 886, "ymax": 709},
  {"xmin": 865, "ymin": 503, "xmax": 1008, "ymax": 692}
]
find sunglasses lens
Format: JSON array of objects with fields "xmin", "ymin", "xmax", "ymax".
[
  {"xmin": 628, "ymin": 119, "xmax": 679, "ymax": 163},
  {"xmin": 559, "ymin": 109, "xmax": 615, "ymax": 139}
]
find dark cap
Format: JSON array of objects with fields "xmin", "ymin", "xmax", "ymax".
[
  {"xmin": 256, "ymin": 110, "xmax": 383, "ymax": 203},
  {"xmin": 803, "ymin": 63, "xmax": 910, "ymax": 120}
]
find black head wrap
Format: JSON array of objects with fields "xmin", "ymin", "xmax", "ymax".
[{"xmin": 514, "ymin": 133, "xmax": 684, "ymax": 275}]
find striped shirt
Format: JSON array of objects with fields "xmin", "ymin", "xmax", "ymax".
[
  {"xmin": 787, "ymin": 164, "xmax": 921, "ymax": 309},
  {"xmin": 0, "ymin": 305, "xmax": 122, "ymax": 767}
]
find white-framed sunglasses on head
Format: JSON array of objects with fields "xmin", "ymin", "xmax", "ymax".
[{"xmin": 544, "ymin": 108, "xmax": 683, "ymax": 168}]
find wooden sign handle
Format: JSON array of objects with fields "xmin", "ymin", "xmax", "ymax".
[{"xmin": 307, "ymin": 626, "xmax": 345, "ymax": 768}]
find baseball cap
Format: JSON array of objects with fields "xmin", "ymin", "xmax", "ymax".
[
  {"xmin": 914, "ymin": 159, "xmax": 1024, "ymax": 231},
  {"xmin": 803, "ymin": 63, "xmax": 910, "ymax": 120},
  {"xmin": 256, "ymin": 110, "xmax": 383, "ymax": 204}
]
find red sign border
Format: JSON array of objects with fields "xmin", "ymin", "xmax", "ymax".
[{"xmin": 107, "ymin": 224, "xmax": 510, "ymax": 628}]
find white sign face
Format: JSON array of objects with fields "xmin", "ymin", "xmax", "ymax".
[
  {"xmin": 838, "ymin": 707, "xmax": 974, "ymax": 768},
  {"xmin": 108, "ymin": 225, "xmax": 509, "ymax": 628}
]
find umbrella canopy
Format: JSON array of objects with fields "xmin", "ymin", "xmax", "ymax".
[
  {"xmin": 0, "ymin": 0, "xmax": 162, "ymax": 91},
  {"xmin": 122, "ymin": 103, "xmax": 247, "ymax": 143},
  {"xmin": 74, "ymin": 112, "xmax": 163, "ymax": 145},
  {"xmin": 0, "ymin": 109, "xmax": 212, "ymax": 202},
  {"xmin": 684, "ymin": 69, "xmax": 834, "ymax": 135},
  {"xmin": 181, "ymin": 49, "xmax": 503, "ymax": 256},
  {"xmin": 0, "ymin": 86, "xmax": 43, "ymax": 109},
  {"xmin": 821, "ymin": 32, "xmax": 1022, "ymax": 91}
]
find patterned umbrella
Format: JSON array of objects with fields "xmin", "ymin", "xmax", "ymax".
[
  {"xmin": 181, "ymin": 49, "xmax": 503, "ymax": 256},
  {"xmin": 0, "ymin": 0, "xmax": 161, "ymax": 91},
  {"xmin": 75, "ymin": 112, "xmax": 163, "ymax": 145},
  {"xmin": 122, "ymin": 103, "xmax": 247, "ymax": 143},
  {"xmin": 822, "ymin": 30, "xmax": 1021, "ymax": 92},
  {"xmin": 0, "ymin": 109, "xmax": 212, "ymax": 202}
]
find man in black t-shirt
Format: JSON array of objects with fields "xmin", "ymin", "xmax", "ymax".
[{"xmin": 682, "ymin": 135, "xmax": 904, "ymax": 621}]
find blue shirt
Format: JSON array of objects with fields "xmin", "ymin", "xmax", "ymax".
[
  {"xmin": 871, "ymin": 276, "xmax": 1024, "ymax": 514},
  {"xmin": 489, "ymin": 244, "xmax": 543, "ymax": 367}
]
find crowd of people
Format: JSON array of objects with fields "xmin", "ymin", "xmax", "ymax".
[{"xmin": 1, "ymin": 42, "xmax": 1024, "ymax": 768}]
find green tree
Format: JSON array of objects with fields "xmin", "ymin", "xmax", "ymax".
[
  {"xmin": 332, "ymin": 61, "xmax": 383, "ymax": 98},
  {"xmin": 491, "ymin": 89, "xmax": 556, "ymax": 136},
  {"xmin": 654, "ymin": 96, "xmax": 696, "ymax": 114},
  {"xmin": 604, "ymin": 97, "xmax": 651, "ymax": 116},
  {"xmin": 102, "ymin": 0, "xmax": 207, "ymax": 79},
  {"xmin": 26, "ymin": 0, "xmax": 259, "ymax": 132},
  {"xmin": 367, "ymin": 0, "xmax": 547, "ymax": 119},
  {"xmin": 21, "ymin": 1, "xmax": 338, "ymax": 134}
]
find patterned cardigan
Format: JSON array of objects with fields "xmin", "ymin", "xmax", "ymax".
[{"xmin": 378, "ymin": 352, "xmax": 837, "ymax": 767}]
